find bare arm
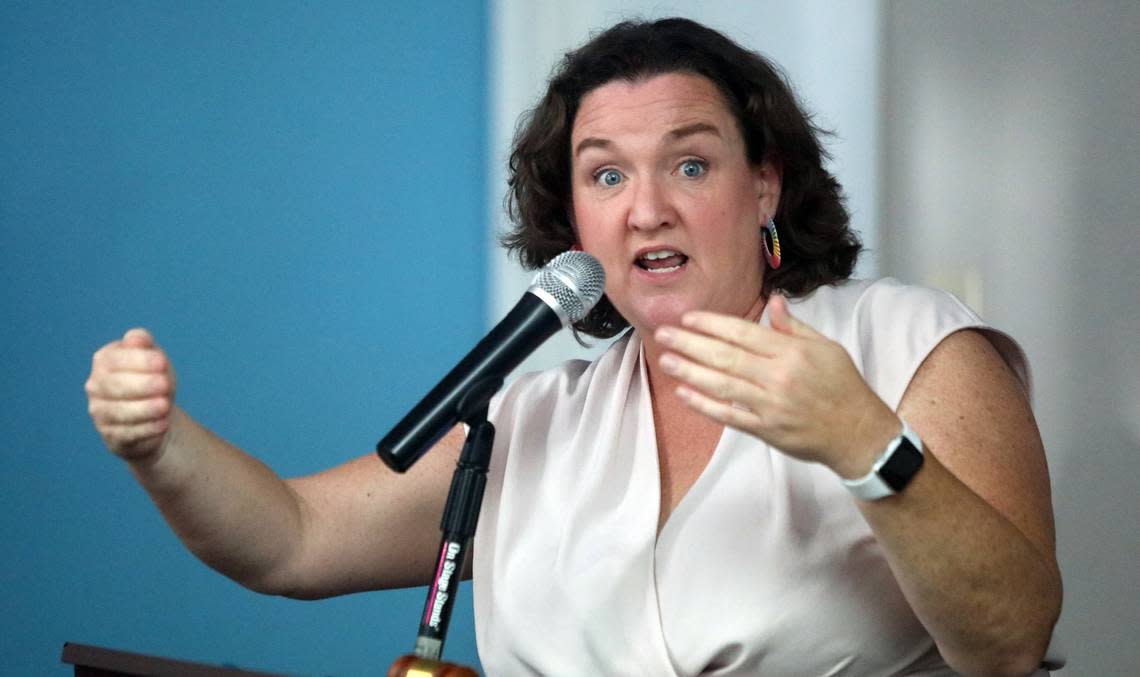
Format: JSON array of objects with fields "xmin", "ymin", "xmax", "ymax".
[
  {"xmin": 854, "ymin": 330, "xmax": 1060, "ymax": 676},
  {"xmin": 655, "ymin": 298, "xmax": 1061, "ymax": 677},
  {"xmin": 86, "ymin": 329, "xmax": 462, "ymax": 598}
]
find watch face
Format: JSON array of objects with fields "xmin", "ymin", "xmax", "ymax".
[{"xmin": 879, "ymin": 438, "xmax": 924, "ymax": 492}]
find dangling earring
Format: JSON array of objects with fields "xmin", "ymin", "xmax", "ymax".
[{"xmin": 761, "ymin": 217, "xmax": 782, "ymax": 269}]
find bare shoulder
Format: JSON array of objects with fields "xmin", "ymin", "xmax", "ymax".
[
  {"xmin": 278, "ymin": 425, "xmax": 466, "ymax": 598},
  {"xmin": 898, "ymin": 329, "xmax": 1056, "ymax": 556}
]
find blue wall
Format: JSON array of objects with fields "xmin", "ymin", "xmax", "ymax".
[{"xmin": 1, "ymin": 2, "xmax": 487, "ymax": 674}]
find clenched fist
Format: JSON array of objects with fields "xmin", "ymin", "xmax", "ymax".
[{"xmin": 86, "ymin": 328, "xmax": 178, "ymax": 462}]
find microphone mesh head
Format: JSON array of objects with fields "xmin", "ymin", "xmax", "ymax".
[{"xmin": 530, "ymin": 251, "xmax": 606, "ymax": 324}]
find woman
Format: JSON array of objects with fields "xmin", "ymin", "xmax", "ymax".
[{"xmin": 85, "ymin": 17, "xmax": 1060, "ymax": 676}]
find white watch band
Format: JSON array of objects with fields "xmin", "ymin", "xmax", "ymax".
[{"xmin": 842, "ymin": 419, "xmax": 923, "ymax": 501}]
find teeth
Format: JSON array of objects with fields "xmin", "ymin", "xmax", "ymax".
[
  {"xmin": 642, "ymin": 250, "xmax": 680, "ymax": 260},
  {"xmin": 645, "ymin": 264, "xmax": 681, "ymax": 274}
]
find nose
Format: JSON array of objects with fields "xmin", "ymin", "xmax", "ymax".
[{"xmin": 626, "ymin": 176, "xmax": 676, "ymax": 232}]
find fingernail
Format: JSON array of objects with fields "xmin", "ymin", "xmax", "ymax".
[
  {"xmin": 660, "ymin": 353, "xmax": 679, "ymax": 372},
  {"xmin": 656, "ymin": 327, "xmax": 675, "ymax": 343}
]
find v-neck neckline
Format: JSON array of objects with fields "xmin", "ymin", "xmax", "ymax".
[
  {"xmin": 637, "ymin": 338, "xmax": 734, "ymax": 545},
  {"xmin": 637, "ymin": 302, "xmax": 771, "ymax": 545}
]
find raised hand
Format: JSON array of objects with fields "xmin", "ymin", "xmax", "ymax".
[
  {"xmin": 654, "ymin": 295, "xmax": 899, "ymax": 477},
  {"xmin": 85, "ymin": 328, "xmax": 178, "ymax": 462}
]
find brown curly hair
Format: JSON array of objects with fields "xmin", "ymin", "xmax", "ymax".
[{"xmin": 502, "ymin": 17, "xmax": 861, "ymax": 338}]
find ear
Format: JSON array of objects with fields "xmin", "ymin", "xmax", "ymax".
[{"xmin": 753, "ymin": 156, "xmax": 783, "ymax": 218}]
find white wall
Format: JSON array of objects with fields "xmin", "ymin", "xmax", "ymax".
[
  {"xmin": 488, "ymin": 0, "xmax": 882, "ymax": 373},
  {"xmin": 489, "ymin": 2, "xmax": 1140, "ymax": 672},
  {"xmin": 881, "ymin": 2, "xmax": 1140, "ymax": 674}
]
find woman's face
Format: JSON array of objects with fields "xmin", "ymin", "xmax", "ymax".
[{"xmin": 570, "ymin": 72, "xmax": 780, "ymax": 336}]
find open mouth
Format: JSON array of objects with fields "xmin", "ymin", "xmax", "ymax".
[{"xmin": 636, "ymin": 249, "xmax": 688, "ymax": 274}]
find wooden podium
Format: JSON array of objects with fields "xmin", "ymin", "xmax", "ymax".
[{"xmin": 61, "ymin": 642, "xmax": 296, "ymax": 677}]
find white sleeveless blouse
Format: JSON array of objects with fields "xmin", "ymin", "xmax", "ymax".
[{"xmin": 472, "ymin": 278, "xmax": 1030, "ymax": 676}]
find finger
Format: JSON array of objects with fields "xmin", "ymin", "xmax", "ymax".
[
  {"xmin": 85, "ymin": 372, "xmax": 171, "ymax": 399},
  {"xmin": 99, "ymin": 419, "xmax": 169, "ymax": 450},
  {"xmin": 121, "ymin": 328, "xmax": 155, "ymax": 348},
  {"xmin": 675, "ymin": 384, "xmax": 766, "ymax": 433},
  {"xmin": 659, "ymin": 351, "xmax": 768, "ymax": 406},
  {"xmin": 678, "ymin": 311, "xmax": 796, "ymax": 355},
  {"xmin": 89, "ymin": 396, "xmax": 171, "ymax": 425},
  {"xmin": 767, "ymin": 295, "xmax": 822, "ymax": 339},
  {"xmin": 656, "ymin": 326, "xmax": 772, "ymax": 381},
  {"xmin": 94, "ymin": 346, "xmax": 168, "ymax": 373}
]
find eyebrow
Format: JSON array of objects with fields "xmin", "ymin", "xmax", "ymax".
[
  {"xmin": 573, "ymin": 122, "xmax": 723, "ymax": 157},
  {"xmin": 574, "ymin": 137, "xmax": 612, "ymax": 156},
  {"xmin": 669, "ymin": 122, "xmax": 722, "ymax": 141}
]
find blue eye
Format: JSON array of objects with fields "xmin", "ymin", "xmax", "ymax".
[
  {"xmin": 680, "ymin": 160, "xmax": 706, "ymax": 178},
  {"xmin": 595, "ymin": 169, "xmax": 623, "ymax": 187}
]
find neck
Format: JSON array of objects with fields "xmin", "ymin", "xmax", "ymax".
[{"xmin": 741, "ymin": 292, "xmax": 768, "ymax": 323}]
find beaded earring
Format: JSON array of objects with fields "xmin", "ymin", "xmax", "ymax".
[{"xmin": 761, "ymin": 217, "xmax": 782, "ymax": 269}]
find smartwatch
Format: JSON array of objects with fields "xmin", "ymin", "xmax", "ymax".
[{"xmin": 842, "ymin": 419, "xmax": 925, "ymax": 501}]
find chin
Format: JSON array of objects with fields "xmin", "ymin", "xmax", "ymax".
[{"xmin": 627, "ymin": 298, "xmax": 698, "ymax": 334}]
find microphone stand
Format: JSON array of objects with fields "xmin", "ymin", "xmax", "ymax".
[{"xmin": 387, "ymin": 384, "xmax": 499, "ymax": 677}]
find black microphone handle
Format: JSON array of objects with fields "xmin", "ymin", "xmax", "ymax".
[{"xmin": 377, "ymin": 291, "xmax": 563, "ymax": 472}]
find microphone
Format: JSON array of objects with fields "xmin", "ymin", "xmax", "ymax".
[{"xmin": 377, "ymin": 250, "xmax": 605, "ymax": 472}]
